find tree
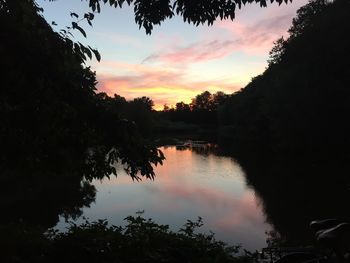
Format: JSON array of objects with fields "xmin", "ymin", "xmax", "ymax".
[
  {"xmin": 0, "ymin": 0, "xmax": 164, "ymax": 181},
  {"xmin": 175, "ymin": 102, "xmax": 190, "ymax": 112},
  {"xmin": 212, "ymin": 91, "xmax": 229, "ymax": 110},
  {"xmin": 124, "ymin": 97, "xmax": 155, "ymax": 137},
  {"xmin": 132, "ymin": 96, "xmax": 154, "ymax": 111},
  {"xmin": 219, "ymin": 0, "xmax": 350, "ymax": 157},
  {"xmin": 191, "ymin": 91, "xmax": 213, "ymax": 111},
  {"xmin": 163, "ymin": 104, "xmax": 170, "ymax": 112}
]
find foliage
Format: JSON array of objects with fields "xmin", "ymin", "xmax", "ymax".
[
  {"xmin": 0, "ymin": 0, "xmax": 164, "ymax": 180},
  {"xmin": 95, "ymin": 93, "xmax": 156, "ymax": 138},
  {"xmin": 81, "ymin": 0, "xmax": 294, "ymax": 34},
  {"xmin": 1, "ymin": 214, "xmax": 249, "ymax": 263}
]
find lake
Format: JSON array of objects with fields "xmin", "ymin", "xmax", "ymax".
[{"xmin": 57, "ymin": 145, "xmax": 270, "ymax": 251}]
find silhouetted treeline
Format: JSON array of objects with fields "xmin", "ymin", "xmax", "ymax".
[
  {"xmin": 95, "ymin": 93, "xmax": 156, "ymax": 137},
  {"xmin": 218, "ymin": 0, "xmax": 350, "ymax": 160},
  {"xmin": 154, "ymin": 91, "xmax": 230, "ymax": 135}
]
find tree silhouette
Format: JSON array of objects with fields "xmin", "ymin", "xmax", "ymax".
[
  {"xmin": 156, "ymin": 91, "xmax": 229, "ymax": 130},
  {"xmin": 132, "ymin": 96, "xmax": 154, "ymax": 111},
  {"xmin": 176, "ymin": 102, "xmax": 191, "ymax": 112},
  {"xmin": 0, "ymin": 0, "xmax": 164, "ymax": 181},
  {"xmin": 191, "ymin": 91, "xmax": 213, "ymax": 111},
  {"xmin": 219, "ymin": 0, "xmax": 350, "ymax": 157}
]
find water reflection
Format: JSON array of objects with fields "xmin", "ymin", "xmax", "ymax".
[
  {"xmin": 56, "ymin": 146, "xmax": 270, "ymax": 251},
  {"xmin": 233, "ymin": 154, "xmax": 350, "ymax": 246},
  {"xmin": 0, "ymin": 169, "xmax": 96, "ymax": 228}
]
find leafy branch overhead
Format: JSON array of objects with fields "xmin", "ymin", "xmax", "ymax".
[
  {"xmin": 84, "ymin": 0, "xmax": 293, "ymax": 34},
  {"xmin": 52, "ymin": 9, "xmax": 101, "ymax": 62},
  {"xmin": 47, "ymin": 0, "xmax": 292, "ymax": 59}
]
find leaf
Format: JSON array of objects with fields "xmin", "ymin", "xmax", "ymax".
[
  {"xmin": 89, "ymin": 46, "xmax": 101, "ymax": 62},
  {"xmin": 88, "ymin": 12, "xmax": 95, "ymax": 20},
  {"xmin": 80, "ymin": 43, "xmax": 92, "ymax": 60},
  {"xmin": 70, "ymin": 12, "xmax": 79, "ymax": 18},
  {"xmin": 74, "ymin": 42, "xmax": 81, "ymax": 52},
  {"xmin": 72, "ymin": 22, "xmax": 87, "ymax": 38},
  {"xmin": 84, "ymin": 12, "xmax": 94, "ymax": 22}
]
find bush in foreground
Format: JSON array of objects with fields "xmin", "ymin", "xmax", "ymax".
[{"xmin": 1, "ymin": 214, "xmax": 252, "ymax": 263}]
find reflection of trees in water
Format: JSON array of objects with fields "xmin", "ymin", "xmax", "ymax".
[
  {"xmin": 0, "ymin": 168, "xmax": 96, "ymax": 229},
  {"xmin": 172, "ymin": 141, "xmax": 220, "ymax": 156},
  {"xmin": 232, "ymin": 153, "xmax": 350, "ymax": 246}
]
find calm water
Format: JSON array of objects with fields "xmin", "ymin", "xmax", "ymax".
[{"xmin": 57, "ymin": 145, "xmax": 270, "ymax": 250}]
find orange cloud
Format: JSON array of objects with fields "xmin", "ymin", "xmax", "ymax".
[{"xmin": 93, "ymin": 60, "xmax": 242, "ymax": 109}]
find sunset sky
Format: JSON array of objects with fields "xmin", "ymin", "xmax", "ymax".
[{"xmin": 38, "ymin": 0, "xmax": 308, "ymax": 110}]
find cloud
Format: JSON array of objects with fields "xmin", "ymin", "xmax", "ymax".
[
  {"xmin": 216, "ymin": 14, "xmax": 294, "ymax": 53},
  {"xmin": 142, "ymin": 40, "xmax": 239, "ymax": 64},
  {"xmin": 93, "ymin": 60, "xmax": 242, "ymax": 109},
  {"xmin": 142, "ymin": 12, "xmax": 298, "ymax": 65}
]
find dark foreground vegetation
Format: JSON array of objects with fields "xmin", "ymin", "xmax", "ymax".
[{"xmin": 1, "ymin": 214, "xmax": 249, "ymax": 263}]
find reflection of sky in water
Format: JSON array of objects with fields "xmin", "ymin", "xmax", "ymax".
[{"xmin": 57, "ymin": 146, "xmax": 270, "ymax": 250}]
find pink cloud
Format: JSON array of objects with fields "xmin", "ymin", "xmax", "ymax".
[
  {"xmin": 143, "ymin": 40, "xmax": 239, "ymax": 64},
  {"xmin": 216, "ymin": 14, "xmax": 294, "ymax": 54},
  {"xmin": 142, "ymin": 3, "xmax": 307, "ymax": 65}
]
